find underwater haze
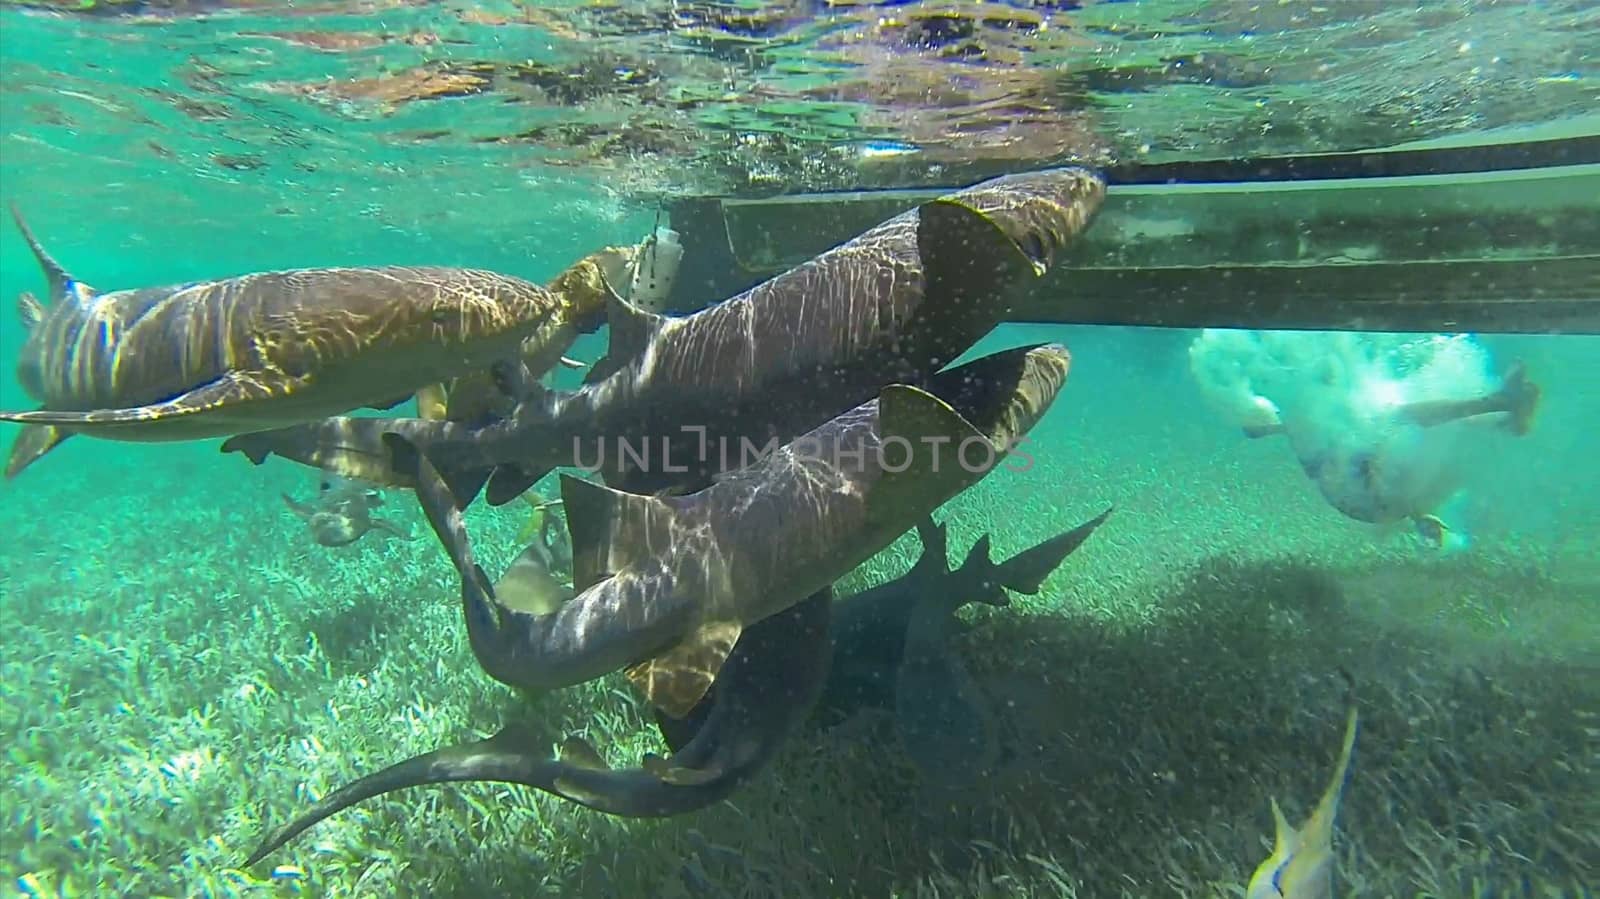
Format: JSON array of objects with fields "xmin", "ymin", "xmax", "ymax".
[{"xmin": 1, "ymin": 3, "xmax": 1598, "ymax": 898}]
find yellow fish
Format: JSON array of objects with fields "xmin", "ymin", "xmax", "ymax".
[{"xmin": 1246, "ymin": 705, "xmax": 1359, "ymax": 899}]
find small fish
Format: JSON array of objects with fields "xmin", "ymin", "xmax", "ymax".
[
  {"xmin": 282, "ymin": 478, "xmax": 409, "ymax": 547},
  {"xmin": 1246, "ymin": 704, "xmax": 1359, "ymax": 899}
]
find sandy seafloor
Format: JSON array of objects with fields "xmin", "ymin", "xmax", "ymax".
[{"xmin": 1, "ymin": 300, "xmax": 1596, "ymax": 897}]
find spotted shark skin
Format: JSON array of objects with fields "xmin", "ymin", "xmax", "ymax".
[
  {"xmin": 1, "ymin": 206, "xmax": 608, "ymax": 475},
  {"xmin": 221, "ymin": 168, "xmax": 1106, "ymax": 501}
]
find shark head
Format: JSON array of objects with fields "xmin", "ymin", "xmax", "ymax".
[{"xmin": 931, "ymin": 168, "xmax": 1106, "ymax": 276}]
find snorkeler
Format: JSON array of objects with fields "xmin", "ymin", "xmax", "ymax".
[{"xmin": 1189, "ymin": 330, "xmax": 1542, "ymax": 551}]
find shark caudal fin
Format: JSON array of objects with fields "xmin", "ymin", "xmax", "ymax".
[
  {"xmin": 9, "ymin": 205, "xmax": 91, "ymax": 305},
  {"xmin": 243, "ymin": 723, "xmax": 552, "ymax": 867},
  {"xmin": 4, "ymin": 424, "xmax": 72, "ymax": 479},
  {"xmin": 987, "ymin": 505, "xmax": 1114, "ymax": 596},
  {"xmin": 1496, "ymin": 361, "xmax": 1541, "ymax": 437}
]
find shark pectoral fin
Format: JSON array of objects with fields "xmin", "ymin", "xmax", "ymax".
[
  {"xmin": 641, "ymin": 752, "xmax": 722, "ymax": 786},
  {"xmin": 920, "ymin": 196, "xmax": 1042, "ymax": 301},
  {"xmin": 0, "ymin": 370, "xmax": 309, "ymax": 429},
  {"xmin": 4, "ymin": 423, "xmax": 71, "ymax": 479},
  {"xmin": 17, "ymin": 291, "xmax": 45, "ymax": 328},
  {"xmin": 415, "ymin": 383, "xmax": 449, "ymax": 420},
  {"xmin": 625, "ymin": 619, "xmax": 744, "ymax": 720},
  {"xmin": 870, "ymin": 385, "xmax": 988, "ymax": 523},
  {"xmin": 493, "ymin": 542, "xmax": 573, "ymax": 616}
]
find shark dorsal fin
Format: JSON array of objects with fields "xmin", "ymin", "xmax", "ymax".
[
  {"xmin": 868, "ymin": 385, "xmax": 988, "ymax": 528},
  {"xmin": 582, "ymin": 286, "xmax": 667, "ymax": 385},
  {"xmin": 9, "ymin": 205, "xmax": 93, "ymax": 306},
  {"xmin": 559, "ymin": 472, "xmax": 675, "ymax": 591}
]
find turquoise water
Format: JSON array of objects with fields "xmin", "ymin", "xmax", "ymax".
[{"xmin": 2, "ymin": 3, "xmax": 1598, "ymax": 898}]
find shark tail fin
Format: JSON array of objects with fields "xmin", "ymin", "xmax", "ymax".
[
  {"xmin": 5, "ymin": 424, "xmax": 72, "ymax": 479},
  {"xmin": 242, "ymin": 724, "xmax": 551, "ymax": 867},
  {"xmin": 985, "ymin": 505, "xmax": 1114, "ymax": 597},
  {"xmin": 1496, "ymin": 361, "xmax": 1541, "ymax": 437},
  {"xmin": 9, "ymin": 205, "xmax": 86, "ymax": 304}
]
